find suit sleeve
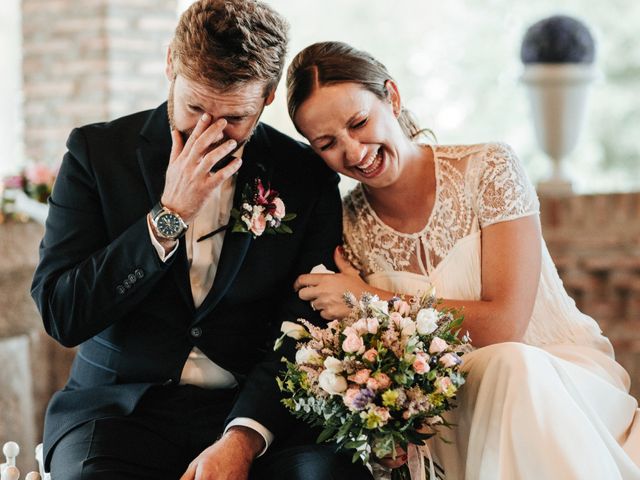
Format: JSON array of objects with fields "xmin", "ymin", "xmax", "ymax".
[
  {"xmin": 225, "ymin": 169, "xmax": 343, "ymax": 440},
  {"xmin": 31, "ymin": 128, "xmax": 174, "ymax": 347}
]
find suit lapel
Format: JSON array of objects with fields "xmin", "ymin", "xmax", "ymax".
[
  {"xmin": 136, "ymin": 103, "xmax": 195, "ymax": 312},
  {"xmin": 196, "ymin": 125, "xmax": 272, "ymax": 318}
]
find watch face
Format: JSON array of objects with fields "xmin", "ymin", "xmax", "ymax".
[{"xmin": 157, "ymin": 213, "xmax": 182, "ymax": 237}]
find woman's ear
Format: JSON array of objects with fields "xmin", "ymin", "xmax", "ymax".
[{"xmin": 384, "ymin": 79, "xmax": 402, "ymax": 118}]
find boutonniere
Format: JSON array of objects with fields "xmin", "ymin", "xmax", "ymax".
[{"xmin": 230, "ymin": 178, "xmax": 296, "ymax": 237}]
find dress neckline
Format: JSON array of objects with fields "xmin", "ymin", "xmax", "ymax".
[{"xmin": 359, "ymin": 143, "xmax": 439, "ymax": 239}]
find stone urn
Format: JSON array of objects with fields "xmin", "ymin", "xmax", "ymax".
[{"xmin": 520, "ymin": 15, "xmax": 598, "ymax": 196}]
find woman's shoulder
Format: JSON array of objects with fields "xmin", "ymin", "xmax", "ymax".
[
  {"xmin": 342, "ymin": 183, "xmax": 365, "ymax": 222},
  {"xmin": 433, "ymin": 142, "xmax": 514, "ymax": 161}
]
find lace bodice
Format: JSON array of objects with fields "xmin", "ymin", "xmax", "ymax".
[
  {"xmin": 343, "ymin": 143, "xmax": 540, "ymax": 278},
  {"xmin": 343, "ymin": 142, "xmax": 611, "ymax": 349}
]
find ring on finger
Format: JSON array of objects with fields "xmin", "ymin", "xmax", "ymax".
[{"xmin": 310, "ymin": 301, "xmax": 316, "ymax": 311}]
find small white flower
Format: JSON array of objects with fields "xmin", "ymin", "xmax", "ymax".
[
  {"xmin": 242, "ymin": 203, "xmax": 252, "ymax": 212},
  {"xmin": 295, "ymin": 347, "xmax": 322, "ymax": 365},
  {"xmin": 324, "ymin": 356, "xmax": 343, "ymax": 373},
  {"xmin": 399, "ymin": 317, "xmax": 416, "ymax": 337},
  {"xmin": 318, "ymin": 370, "xmax": 348, "ymax": 395},
  {"xmin": 416, "ymin": 308, "xmax": 439, "ymax": 335}
]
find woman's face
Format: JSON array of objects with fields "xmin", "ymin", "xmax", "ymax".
[{"xmin": 294, "ymin": 82, "xmax": 408, "ymax": 189}]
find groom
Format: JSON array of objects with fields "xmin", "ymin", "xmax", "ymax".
[{"xmin": 30, "ymin": 1, "xmax": 371, "ymax": 479}]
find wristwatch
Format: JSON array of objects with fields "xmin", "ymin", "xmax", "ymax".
[{"xmin": 150, "ymin": 202, "xmax": 188, "ymax": 240}]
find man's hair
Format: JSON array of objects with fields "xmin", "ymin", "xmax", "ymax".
[{"xmin": 170, "ymin": 0, "xmax": 289, "ymax": 95}]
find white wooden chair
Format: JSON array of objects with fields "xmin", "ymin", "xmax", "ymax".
[{"xmin": 1, "ymin": 441, "xmax": 48, "ymax": 480}]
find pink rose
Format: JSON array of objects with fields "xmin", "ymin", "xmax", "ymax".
[
  {"xmin": 25, "ymin": 163, "xmax": 55, "ymax": 186},
  {"xmin": 412, "ymin": 352, "xmax": 431, "ymax": 374},
  {"xmin": 352, "ymin": 318, "xmax": 369, "ymax": 335},
  {"xmin": 362, "ymin": 348, "xmax": 378, "ymax": 363},
  {"xmin": 348, "ymin": 368, "xmax": 371, "ymax": 385},
  {"xmin": 342, "ymin": 333, "xmax": 364, "ymax": 354},
  {"xmin": 366, "ymin": 377, "xmax": 381, "ymax": 391},
  {"xmin": 343, "ymin": 387, "xmax": 361, "ymax": 409},
  {"xmin": 366, "ymin": 317, "xmax": 379, "ymax": 334},
  {"xmin": 373, "ymin": 406, "xmax": 391, "ymax": 423},
  {"xmin": 373, "ymin": 372, "xmax": 391, "ymax": 390},
  {"xmin": 439, "ymin": 353, "xmax": 461, "ymax": 368},
  {"xmin": 429, "ymin": 337, "xmax": 449, "ymax": 354},
  {"xmin": 389, "ymin": 312, "xmax": 403, "ymax": 328},
  {"xmin": 273, "ymin": 197, "xmax": 286, "ymax": 219},
  {"xmin": 250, "ymin": 213, "xmax": 266, "ymax": 236},
  {"xmin": 394, "ymin": 300, "xmax": 411, "ymax": 316},
  {"xmin": 435, "ymin": 376, "xmax": 454, "ymax": 394}
]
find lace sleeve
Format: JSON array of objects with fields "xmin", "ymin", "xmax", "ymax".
[
  {"xmin": 341, "ymin": 195, "xmax": 366, "ymax": 274},
  {"xmin": 475, "ymin": 143, "xmax": 540, "ymax": 228}
]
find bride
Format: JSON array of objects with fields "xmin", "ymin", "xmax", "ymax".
[{"xmin": 285, "ymin": 41, "xmax": 640, "ymax": 479}]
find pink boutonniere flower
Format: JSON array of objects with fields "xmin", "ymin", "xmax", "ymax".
[{"xmin": 231, "ymin": 178, "xmax": 296, "ymax": 238}]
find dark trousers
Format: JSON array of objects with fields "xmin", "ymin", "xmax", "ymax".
[{"xmin": 49, "ymin": 384, "xmax": 372, "ymax": 480}]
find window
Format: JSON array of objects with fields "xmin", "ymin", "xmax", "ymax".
[{"xmin": 0, "ymin": 0, "xmax": 24, "ymax": 177}]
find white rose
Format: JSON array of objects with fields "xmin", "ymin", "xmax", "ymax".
[
  {"xmin": 324, "ymin": 356, "xmax": 344, "ymax": 373},
  {"xmin": 370, "ymin": 300, "xmax": 389, "ymax": 315},
  {"xmin": 318, "ymin": 370, "xmax": 348, "ymax": 395},
  {"xmin": 280, "ymin": 321, "xmax": 308, "ymax": 340},
  {"xmin": 416, "ymin": 308, "xmax": 439, "ymax": 335},
  {"xmin": 295, "ymin": 347, "xmax": 322, "ymax": 365}
]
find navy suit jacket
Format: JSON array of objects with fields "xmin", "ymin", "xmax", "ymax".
[{"xmin": 30, "ymin": 103, "xmax": 342, "ymax": 468}]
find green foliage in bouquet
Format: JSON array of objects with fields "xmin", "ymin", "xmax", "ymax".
[{"xmin": 276, "ymin": 289, "xmax": 472, "ymax": 477}]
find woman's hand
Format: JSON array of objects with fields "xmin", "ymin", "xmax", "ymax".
[
  {"xmin": 294, "ymin": 247, "xmax": 372, "ymax": 320},
  {"xmin": 377, "ymin": 447, "xmax": 408, "ymax": 470}
]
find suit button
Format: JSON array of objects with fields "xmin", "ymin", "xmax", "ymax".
[
  {"xmin": 135, "ymin": 268, "xmax": 144, "ymax": 279},
  {"xmin": 128, "ymin": 273, "xmax": 137, "ymax": 283},
  {"xmin": 116, "ymin": 285, "xmax": 126, "ymax": 295},
  {"xmin": 190, "ymin": 327, "xmax": 202, "ymax": 338},
  {"xmin": 123, "ymin": 279, "xmax": 132, "ymax": 289}
]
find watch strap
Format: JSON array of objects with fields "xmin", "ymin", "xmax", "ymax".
[{"xmin": 150, "ymin": 201, "xmax": 164, "ymax": 221}]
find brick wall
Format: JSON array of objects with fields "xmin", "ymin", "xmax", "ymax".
[
  {"xmin": 21, "ymin": 0, "xmax": 175, "ymax": 166},
  {"xmin": 540, "ymin": 192, "xmax": 640, "ymax": 398}
]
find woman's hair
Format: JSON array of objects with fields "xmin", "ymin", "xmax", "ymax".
[
  {"xmin": 170, "ymin": 0, "xmax": 289, "ymax": 96},
  {"xmin": 286, "ymin": 41, "xmax": 431, "ymax": 140}
]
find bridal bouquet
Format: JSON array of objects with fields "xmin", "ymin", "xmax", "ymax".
[{"xmin": 276, "ymin": 289, "xmax": 472, "ymax": 480}]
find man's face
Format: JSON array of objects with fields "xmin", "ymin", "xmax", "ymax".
[{"xmin": 167, "ymin": 74, "xmax": 274, "ymax": 150}]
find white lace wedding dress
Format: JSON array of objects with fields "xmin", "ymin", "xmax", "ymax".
[{"xmin": 343, "ymin": 143, "xmax": 640, "ymax": 479}]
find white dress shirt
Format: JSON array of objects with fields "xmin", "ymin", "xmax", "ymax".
[{"xmin": 147, "ymin": 171, "xmax": 273, "ymax": 454}]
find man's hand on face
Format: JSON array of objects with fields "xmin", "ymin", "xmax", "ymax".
[
  {"xmin": 179, "ymin": 426, "xmax": 265, "ymax": 480},
  {"xmin": 161, "ymin": 114, "xmax": 243, "ymax": 225}
]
